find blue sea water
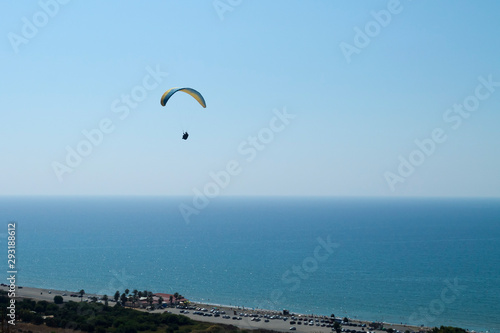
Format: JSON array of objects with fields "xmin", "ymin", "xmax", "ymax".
[{"xmin": 1, "ymin": 197, "xmax": 499, "ymax": 332}]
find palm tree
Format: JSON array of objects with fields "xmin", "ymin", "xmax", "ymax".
[
  {"xmin": 169, "ymin": 295, "xmax": 173, "ymax": 305},
  {"xmin": 148, "ymin": 293, "xmax": 153, "ymax": 308},
  {"xmin": 132, "ymin": 289, "xmax": 138, "ymax": 307},
  {"xmin": 120, "ymin": 293, "xmax": 127, "ymax": 306},
  {"xmin": 125, "ymin": 289, "xmax": 129, "ymax": 296},
  {"xmin": 79, "ymin": 289, "xmax": 85, "ymax": 302},
  {"xmin": 103, "ymin": 294, "xmax": 109, "ymax": 306},
  {"xmin": 114, "ymin": 291, "xmax": 120, "ymax": 302},
  {"xmin": 158, "ymin": 296, "xmax": 164, "ymax": 307}
]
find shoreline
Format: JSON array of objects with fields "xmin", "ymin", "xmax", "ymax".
[{"xmin": 2, "ymin": 285, "xmax": 433, "ymax": 333}]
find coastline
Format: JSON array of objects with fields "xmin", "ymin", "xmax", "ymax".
[
  {"xmin": 3, "ymin": 285, "xmax": 432, "ymax": 333},
  {"xmin": 4, "ymin": 197, "xmax": 499, "ymax": 333}
]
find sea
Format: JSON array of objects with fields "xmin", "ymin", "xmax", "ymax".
[{"xmin": 1, "ymin": 196, "xmax": 499, "ymax": 332}]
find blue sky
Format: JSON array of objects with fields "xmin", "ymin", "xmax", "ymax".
[{"xmin": 1, "ymin": 0, "xmax": 499, "ymax": 197}]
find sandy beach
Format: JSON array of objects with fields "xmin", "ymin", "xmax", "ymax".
[{"xmin": 2, "ymin": 285, "xmax": 430, "ymax": 333}]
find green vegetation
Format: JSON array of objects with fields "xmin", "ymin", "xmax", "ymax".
[
  {"xmin": 333, "ymin": 321, "xmax": 341, "ymax": 333},
  {"xmin": 431, "ymin": 326, "xmax": 468, "ymax": 333},
  {"xmin": 0, "ymin": 291, "xmax": 471, "ymax": 333},
  {"xmin": 0, "ymin": 291, "xmax": 279, "ymax": 333}
]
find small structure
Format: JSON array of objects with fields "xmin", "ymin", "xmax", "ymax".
[{"xmin": 154, "ymin": 293, "xmax": 188, "ymax": 306}]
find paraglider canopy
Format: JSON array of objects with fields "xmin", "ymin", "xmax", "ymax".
[
  {"xmin": 160, "ymin": 87, "xmax": 206, "ymax": 108},
  {"xmin": 160, "ymin": 87, "xmax": 205, "ymax": 140}
]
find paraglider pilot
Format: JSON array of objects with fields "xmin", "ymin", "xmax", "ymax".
[{"xmin": 182, "ymin": 132, "xmax": 189, "ymax": 140}]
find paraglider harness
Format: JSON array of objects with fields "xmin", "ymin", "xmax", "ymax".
[{"xmin": 182, "ymin": 132, "xmax": 189, "ymax": 140}]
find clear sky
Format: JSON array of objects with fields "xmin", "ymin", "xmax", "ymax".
[{"xmin": 1, "ymin": 0, "xmax": 500, "ymax": 197}]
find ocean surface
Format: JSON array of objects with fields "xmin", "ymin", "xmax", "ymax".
[{"xmin": 1, "ymin": 197, "xmax": 499, "ymax": 332}]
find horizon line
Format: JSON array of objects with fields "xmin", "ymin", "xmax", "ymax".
[{"xmin": 1, "ymin": 194, "xmax": 499, "ymax": 200}]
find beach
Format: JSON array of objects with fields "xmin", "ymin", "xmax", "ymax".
[
  {"xmin": 3, "ymin": 285, "xmax": 431, "ymax": 333},
  {"xmin": 4, "ymin": 197, "xmax": 498, "ymax": 332}
]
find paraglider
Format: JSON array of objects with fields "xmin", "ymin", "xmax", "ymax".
[
  {"xmin": 160, "ymin": 87, "xmax": 206, "ymax": 140},
  {"xmin": 160, "ymin": 87, "xmax": 206, "ymax": 108}
]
